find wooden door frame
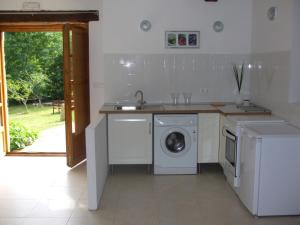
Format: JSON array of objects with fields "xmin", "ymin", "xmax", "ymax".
[
  {"xmin": 0, "ymin": 22, "xmax": 88, "ymax": 157},
  {"xmin": 0, "ymin": 32, "xmax": 8, "ymax": 158}
]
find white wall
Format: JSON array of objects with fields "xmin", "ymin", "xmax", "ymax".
[
  {"xmin": 250, "ymin": 0, "xmax": 300, "ymax": 127},
  {"xmin": 89, "ymin": 20, "xmax": 105, "ymax": 123},
  {"xmin": 102, "ymin": 0, "xmax": 253, "ymax": 104},
  {"xmin": 289, "ymin": 0, "xmax": 300, "ymax": 103},
  {"xmin": 103, "ymin": 0, "xmax": 252, "ymax": 54},
  {"xmin": 251, "ymin": 0, "xmax": 292, "ymax": 53}
]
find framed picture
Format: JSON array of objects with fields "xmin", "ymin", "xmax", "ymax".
[{"xmin": 165, "ymin": 31, "xmax": 200, "ymax": 48}]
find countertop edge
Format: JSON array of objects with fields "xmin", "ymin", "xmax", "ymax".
[
  {"xmin": 99, "ymin": 109, "xmax": 220, "ymax": 114},
  {"xmin": 99, "ymin": 109, "xmax": 272, "ymax": 116}
]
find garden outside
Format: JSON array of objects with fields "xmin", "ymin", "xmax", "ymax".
[{"xmin": 8, "ymin": 104, "xmax": 65, "ymax": 152}]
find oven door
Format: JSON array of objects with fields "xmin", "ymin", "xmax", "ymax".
[
  {"xmin": 225, "ymin": 129, "xmax": 237, "ymax": 174},
  {"xmin": 223, "ymin": 127, "xmax": 240, "ymax": 188}
]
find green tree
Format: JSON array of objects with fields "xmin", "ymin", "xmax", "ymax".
[
  {"xmin": 4, "ymin": 32, "xmax": 63, "ymax": 106},
  {"xmin": 7, "ymin": 78, "xmax": 32, "ymax": 112},
  {"xmin": 31, "ymin": 72, "xmax": 49, "ymax": 106},
  {"xmin": 46, "ymin": 54, "xmax": 64, "ymax": 100}
]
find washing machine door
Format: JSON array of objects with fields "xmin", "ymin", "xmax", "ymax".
[{"xmin": 161, "ymin": 127, "xmax": 191, "ymax": 158}]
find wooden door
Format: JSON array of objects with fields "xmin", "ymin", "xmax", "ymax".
[
  {"xmin": 63, "ymin": 24, "xmax": 90, "ymax": 167},
  {"xmin": 0, "ymin": 32, "xmax": 8, "ymax": 157}
]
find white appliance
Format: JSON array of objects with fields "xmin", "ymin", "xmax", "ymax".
[
  {"xmin": 154, "ymin": 114, "xmax": 198, "ymax": 175},
  {"xmin": 239, "ymin": 123, "xmax": 300, "ymax": 216},
  {"xmin": 222, "ymin": 115, "xmax": 285, "ymax": 190}
]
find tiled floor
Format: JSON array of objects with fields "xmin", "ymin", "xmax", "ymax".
[{"xmin": 0, "ymin": 157, "xmax": 300, "ymax": 225}]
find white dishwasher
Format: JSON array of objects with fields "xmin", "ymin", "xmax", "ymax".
[
  {"xmin": 238, "ymin": 123, "xmax": 300, "ymax": 216},
  {"xmin": 108, "ymin": 114, "xmax": 152, "ymax": 165}
]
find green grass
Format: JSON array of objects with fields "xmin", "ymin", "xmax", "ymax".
[{"xmin": 8, "ymin": 105, "xmax": 65, "ymax": 134}]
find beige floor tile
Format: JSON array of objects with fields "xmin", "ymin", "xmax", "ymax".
[
  {"xmin": 41, "ymin": 187, "xmax": 83, "ymax": 201},
  {"xmin": 0, "ymin": 157, "xmax": 68, "ymax": 187},
  {"xmin": 79, "ymin": 189, "xmax": 88, "ymax": 200},
  {"xmin": 67, "ymin": 216, "xmax": 113, "ymax": 225},
  {"xmin": 252, "ymin": 216, "xmax": 300, "ymax": 225},
  {"xmin": 69, "ymin": 198, "xmax": 91, "ymax": 218},
  {"xmin": 196, "ymin": 192, "xmax": 252, "ymax": 225},
  {"xmin": 69, "ymin": 199, "xmax": 115, "ymax": 225},
  {"xmin": 158, "ymin": 201, "xmax": 202, "ymax": 225},
  {"xmin": 70, "ymin": 197, "xmax": 116, "ymax": 222},
  {"xmin": 0, "ymin": 218, "xmax": 23, "ymax": 225},
  {"xmin": 0, "ymin": 199, "xmax": 38, "ymax": 217},
  {"xmin": 113, "ymin": 208, "xmax": 159, "ymax": 225},
  {"xmin": 0, "ymin": 185, "xmax": 45, "ymax": 200},
  {"xmin": 21, "ymin": 218, "xmax": 68, "ymax": 225},
  {"xmin": 97, "ymin": 197, "xmax": 119, "ymax": 217},
  {"xmin": 26, "ymin": 198, "xmax": 76, "ymax": 218},
  {"xmin": 1, "ymin": 158, "xmax": 300, "ymax": 225},
  {"xmin": 51, "ymin": 163, "xmax": 87, "ymax": 188}
]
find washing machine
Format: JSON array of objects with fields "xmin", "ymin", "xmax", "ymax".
[{"xmin": 154, "ymin": 114, "xmax": 198, "ymax": 175}]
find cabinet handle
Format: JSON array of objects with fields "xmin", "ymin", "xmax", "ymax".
[
  {"xmin": 114, "ymin": 119, "xmax": 146, "ymax": 122},
  {"xmin": 149, "ymin": 122, "xmax": 152, "ymax": 135},
  {"xmin": 222, "ymin": 126, "xmax": 227, "ymax": 137}
]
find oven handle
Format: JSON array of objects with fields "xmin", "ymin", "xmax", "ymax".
[{"xmin": 223, "ymin": 127, "xmax": 237, "ymax": 141}]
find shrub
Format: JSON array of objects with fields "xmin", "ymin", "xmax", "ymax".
[{"xmin": 9, "ymin": 121, "xmax": 38, "ymax": 150}]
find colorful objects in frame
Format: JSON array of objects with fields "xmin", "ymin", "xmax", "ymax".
[{"xmin": 165, "ymin": 31, "xmax": 200, "ymax": 48}]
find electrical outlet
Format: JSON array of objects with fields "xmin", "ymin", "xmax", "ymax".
[
  {"xmin": 200, "ymin": 88, "xmax": 208, "ymax": 93},
  {"xmin": 22, "ymin": 2, "xmax": 41, "ymax": 11}
]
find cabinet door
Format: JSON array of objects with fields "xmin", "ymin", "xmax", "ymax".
[
  {"xmin": 108, "ymin": 114, "xmax": 152, "ymax": 164},
  {"xmin": 198, "ymin": 113, "xmax": 220, "ymax": 163},
  {"xmin": 219, "ymin": 114, "xmax": 226, "ymax": 168}
]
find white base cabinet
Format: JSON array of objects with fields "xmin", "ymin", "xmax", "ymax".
[
  {"xmin": 108, "ymin": 114, "xmax": 152, "ymax": 164},
  {"xmin": 198, "ymin": 113, "xmax": 220, "ymax": 163}
]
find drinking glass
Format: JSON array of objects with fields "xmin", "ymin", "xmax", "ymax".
[
  {"xmin": 183, "ymin": 92, "xmax": 192, "ymax": 105},
  {"xmin": 170, "ymin": 93, "xmax": 180, "ymax": 105}
]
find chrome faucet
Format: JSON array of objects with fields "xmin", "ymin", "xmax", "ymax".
[{"xmin": 134, "ymin": 90, "xmax": 146, "ymax": 107}]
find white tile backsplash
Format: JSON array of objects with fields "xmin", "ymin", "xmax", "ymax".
[
  {"xmin": 250, "ymin": 51, "xmax": 300, "ymax": 127},
  {"xmin": 104, "ymin": 54, "xmax": 251, "ymax": 104}
]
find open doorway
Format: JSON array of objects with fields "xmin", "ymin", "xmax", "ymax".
[
  {"xmin": 4, "ymin": 31, "xmax": 66, "ymax": 154},
  {"xmin": 0, "ymin": 23, "xmax": 90, "ymax": 167}
]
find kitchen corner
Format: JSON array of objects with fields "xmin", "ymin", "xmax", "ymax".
[
  {"xmin": 86, "ymin": 0, "xmax": 300, "ymax": 222},
  {"xmin": 97, "ymin": 99, "xmax": 300, "ymax": 218}
]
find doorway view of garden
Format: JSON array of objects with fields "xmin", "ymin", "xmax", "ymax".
[{"xmin": 4, "ymin": 31, "xmax": 65, "ymax": 154}]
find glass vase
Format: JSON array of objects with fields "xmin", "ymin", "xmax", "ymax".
[{"xmin": 235, "ymin": 92, "xmax": 243, "ymax": 105}]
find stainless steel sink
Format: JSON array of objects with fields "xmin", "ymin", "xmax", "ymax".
[
  {"xmin": 114, "ymin": 105, "xmax": 143, "ymax": 110},
  {"xmin": 114, "ymin": 104, "xmax": 164, "ymax": 111},
  {"xmin": 236, "ymin": 104, "xmax": 271, "ymax": 113}
]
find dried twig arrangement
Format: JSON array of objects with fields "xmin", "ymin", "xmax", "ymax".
[{"xmin": 233, "ymin": 63, "xmax": 244, "ymax": 94}]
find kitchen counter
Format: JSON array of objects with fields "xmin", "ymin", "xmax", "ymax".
[
  {"xmin": 99, "ymin": 103, "xmax": 272, "ymax": 115},
  {"xmin": 214, "ymin": 104, "xmax": 271, "ymax": 116}
]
